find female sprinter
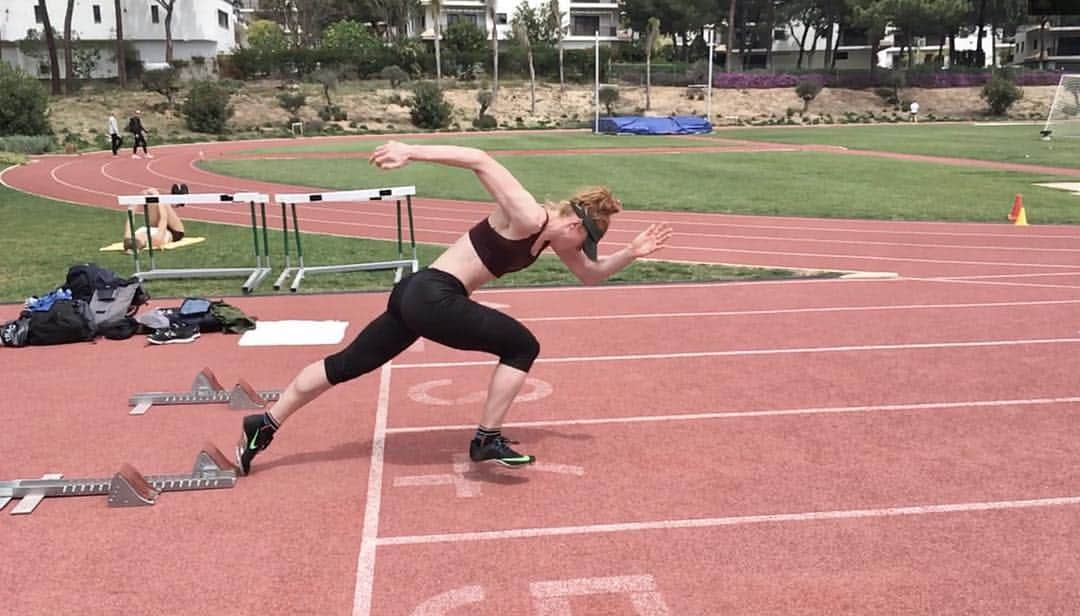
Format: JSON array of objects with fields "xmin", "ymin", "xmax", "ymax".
[{"xmin": 235, "ymin": 141, "xmax": 673, "ymax": 473}]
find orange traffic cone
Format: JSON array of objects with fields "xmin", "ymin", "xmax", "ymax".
[
  {"xmin": 1014, "ymin": 206, "xmax": 1029, "ymax": 226},
  {"xmin": 1008, "ymin": 194, "xmax": 1023, "ymax": 221}
]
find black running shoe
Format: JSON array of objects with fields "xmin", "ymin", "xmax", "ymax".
[
  {"xmin": 147, "ymin": 323, "xmax": 200, "ymax": 345},
  {"xmin": 469, "ymin": 435, "xmax": 535, "ymax": 467},
  {"xmin": 235, "ymin": 414, "xmax": 275, "ymax": 475}
]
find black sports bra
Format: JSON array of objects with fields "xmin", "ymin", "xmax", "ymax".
[{"xmin": 468, "ymin": 212, "xmax": 549, "ymax": 277}]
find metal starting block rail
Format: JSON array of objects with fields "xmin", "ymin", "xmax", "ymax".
[
  {"xmin": 272, "ymin": 186, "xmax": 419, "ymax": 292},
  {"xmin": 129, "ymin": 367, "xmax": 282, "ymax": 415},
  {"xmin": 118, "ymin": 192, "xmax": 273, "ymax": 293},
  {"xmin": 0, "ymin": 443, "xmax": 238, "ymax": 515}
]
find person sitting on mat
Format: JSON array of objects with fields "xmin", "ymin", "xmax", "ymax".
[
  {"xmin": 234, "ymin": 140, "xmax": 674, "ymax": 475},
  {"xmin": 123, "ymin": 186, "xmax": 187, "ymax": 251}
]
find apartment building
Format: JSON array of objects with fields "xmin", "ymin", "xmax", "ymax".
[
  {"xmin": 0, "ymin": 0, "xmax": 239, "ymax": 78},
  {"xmin": 414, "ymin": 0, "xmax": 625, "ymax": 49},
  {"xmin": 1014, "ymin": 17, "xmax": 1080, "ymax": 71}
]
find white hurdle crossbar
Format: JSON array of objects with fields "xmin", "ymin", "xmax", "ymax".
[
  {"xmin": 272, "ymin": 186, "xmax": 419, "ymax": 292},
  {"xmin": 118, "ymin": 192, "xmax": 273, "ymax": 293}
]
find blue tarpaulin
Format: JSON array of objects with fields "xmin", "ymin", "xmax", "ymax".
[{"xmin": 596, "ymin": 115, "xmax": 713, "ymax": 135}]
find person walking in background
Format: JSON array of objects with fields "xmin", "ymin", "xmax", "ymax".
[
  {"xmin": 107, "ymin": 113, "xmax": 122, "ymax": 155},
  {"xmin": 128, "ymin": 110, "xmax": 152, "ymax": 159},
  {"xmin": 909, "ymin": 100, "xmax": 920, "ymax": 123}
]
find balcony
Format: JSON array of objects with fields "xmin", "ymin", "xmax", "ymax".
[{"xmin": 568, "ymin": 0, "xmax": 620, "ymax": 7}]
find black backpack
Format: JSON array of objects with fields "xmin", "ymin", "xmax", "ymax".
[
  {"xmin": 66, "ymin": 263, "xmax": 149, "ymax": 311},
  {"xmin": 1, "ymin": 315, "xmax": 32, "ymax": 347},
  {"xmin": 27, "ymin": 300, "xmax": 95, "ymax": 345}
]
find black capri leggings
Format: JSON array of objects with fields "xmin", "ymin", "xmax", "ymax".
[{"xmin": 324, "ymin": 268, "xmax": 540, "ymax": 385}]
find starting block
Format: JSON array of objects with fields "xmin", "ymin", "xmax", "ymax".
[
  {"xmin": 0, "ymin": 443, "xmax": 238, "ymax": 515},
  {"xmin": 129, "ymin": 367, "xmax": 282, "ymax": 415}
]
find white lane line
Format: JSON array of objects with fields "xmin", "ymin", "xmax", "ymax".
[
  {"xmin": 391, "ymin": 336, "xmax": 1080, "ymax": 369},
  {"xmin": 514, "ymin": 298, "xmax": 1080, "ymax": 323},
  {"xmin": 911, "ymin": 277, "xmax": 1080, "ymax": 291},
  {"xmin": 100, "ymin": 160, "xmax": 152, "ymax": 190},
  {"xmin": 376, "ymin": 495, "xmax": 1080, "ymax": 546},
  {"xmin": 352, "ymin": 364, "xmax": 393, "ymax": 616},
  {"xmin": 385, "ymin": 395, "xmax": 1080, "ymax": 433},
  {"xmin": 671, "ymin": 244, "xmax": 1080, "ymax": 270},
  {"xmin": 927, "ymin": 272, "xmax": 1080, "ymax": 281},
  {"xmin": 48, "ymin": 161, "xmax": 119, "ymax": 199}
]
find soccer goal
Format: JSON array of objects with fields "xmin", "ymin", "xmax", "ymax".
[{"xmin": 1041, "ymin": 74, "xmax": 1080, "ymax": 140}]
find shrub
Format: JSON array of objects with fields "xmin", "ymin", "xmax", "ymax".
[
  {"xmin": 0, "ymin": 135, "xmax": 53, "ymax": 154},
  {"xmin": 795, "ymin": 79, "xmax": 822, "ymax": 112},
  {"xmin": 476, "ymin": 90, "xmax": 493, "ymax": 117},
  {"xmin": 380, "ymin": 65, "xmax": 409, "ymax": 88},
  {"xmin": 598, "ymin": 85, "xmax": 619, "ymax": 115},
  {"xmin": 981, "ymin": 73, "xmax": 1023, "ymax": 115},
  {"xmin": 0, "ymin": 63, "xmax": 50, "ymax": 136},
  {"xmin": 277, "ymin": 91, "xmax": 307, "ymax": 115},
  {"xmin": 141, "ymin": 67, "xmax": 181, "ymax": 107},
  {"xmin": 472, "ymin": 115, "xmax": 498, "ymax": 129},
  {"xmin": 319, "ymin": 104, "xmax": 347, "ymax": 121},
  {"xmin": 181, "ymin": 81, "xmax": 234, "ymax": 133},
  {"xmin": 409, "ymin": 81, "xmax": 452, "ymax": 129}
]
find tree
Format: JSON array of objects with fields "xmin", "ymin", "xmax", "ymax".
[
  {"xmin": 248, "ymin": 19, "xmax": 289, "ymax": 51},
  {"xmin": 431, "ymin": 0, "xmax": 443, "ymax": 85},
  {"xmin": 726, "ymin": 0, "xmax": 737, "ymax": 72},
  {"xmin": 975, "ymin": 0, "xmax": 987, "ymax": 66},
  {"xmin": 0, "ymin": 62, "xmax": 51, "ymax": 135},
  {"xmin": 885, "ymin": 0, "xmax": 940, "ymax": 68},
  {"xmin": 443, "ymin": 20, "xmax": 487, "ymax": 78},
  {"xmin": 547, "ymin": 0, "xmax": 565, "ymax": 93},
  {"xmin": 114, "ymin": 0, "xmax": 126, "ymax": 87},
  {"xmin": 155, "ymin": 1, "xmax": 177, "ymax": 63},
  {"xmin": 487, "ymin": 0, "xmax": 499, "ymax": 100},
  {"xmin": 644, "ymin": 17, "xmax": 660, "ymax": 111},
  {"xmin": 622, "ymin": 0, "xmax": 712, "ymax": 59},
  {"xmin": 37, "ymin": 0, "xmax": 61, "ymax": 95},
  {"xmin": 63, "ymin": 0, "xmax": 75, "ymax": 93},
  {"xmin": 795, "ymin": 79, "xmax": 822, "ymax": 112},
  {"xmin": 322, "ymin": 19, "xmax": 381, "ymax": 75},
  {"xmin": 851, "ymin": 0, "xmax": 889, "ymax": 76},
  {"xmin": 513, "ymin": 22, "xmax": 536, "ymax": 114},
  {"xmin": 511, "ymin": 3, "xmax": 548, "ymax": 45},
  {"xmin": 313, "ymin": 68, "xmax": 337, "ymax": 106}
]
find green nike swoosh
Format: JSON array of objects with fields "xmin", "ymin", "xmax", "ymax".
[{"xmin": 248, "ymin": 430, "xmax": 260, "ymax": 450}]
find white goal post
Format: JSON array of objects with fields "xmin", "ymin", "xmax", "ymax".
[{"xmin": 1041, "ymin": 73, "xmax": 1080, "ymax": 140}]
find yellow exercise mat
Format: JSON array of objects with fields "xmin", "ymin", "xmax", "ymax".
[{"xmin": 100, "ymin": 236, "xmax": 206, "ymax": 252}]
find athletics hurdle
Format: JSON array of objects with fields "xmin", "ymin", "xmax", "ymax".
[
  {"xmin": 272, "ymin": 186, "xmax": 418, "ymax": 292},
  {"xmin": 118, "ymin": 191, "xmax": 273, "ymax": 294}
]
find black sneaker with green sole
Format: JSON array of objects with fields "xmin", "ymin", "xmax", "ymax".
[
  {"xmin": 235, "ymin": 414, "xmax": 275, "ymax": 475},
  {"xmin": 469, "ymin": 435, "xmax": 535, "ymax": 467}
]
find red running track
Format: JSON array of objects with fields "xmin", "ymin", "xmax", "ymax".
[
  {"xmin": 4, "ymin": 134, "xmax": 1080, "ymax": 278},
  {"xmin": 4, "ymin": 275, "xmax": 1080, "ymax": 614},
  {"xmin": 3, "ymin": 135, "xmax": 1080, "ymax": 614}
]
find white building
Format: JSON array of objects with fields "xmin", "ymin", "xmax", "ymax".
[
  {"xmin": 1013, "ymin": 19, "xmax": 1080, "ymax": 71},
  {"xmin": 765, "ymin": 22, "xmax": 878, "ymax": 71},
  {"xmin": 879, "ymin": 27, "xmax": 1013, "ymax": 69},
  {"xmin": 414, "ymin": 0, "xmax": 626, "ymax": 50},
  {"xmin": 0, "ymin": 0, "xmax": 239, "ymax": 78}
]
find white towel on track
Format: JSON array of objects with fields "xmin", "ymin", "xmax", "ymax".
[{"xmin": 238, "ymin": 320, "xmax": 349, "ymax": 346}]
